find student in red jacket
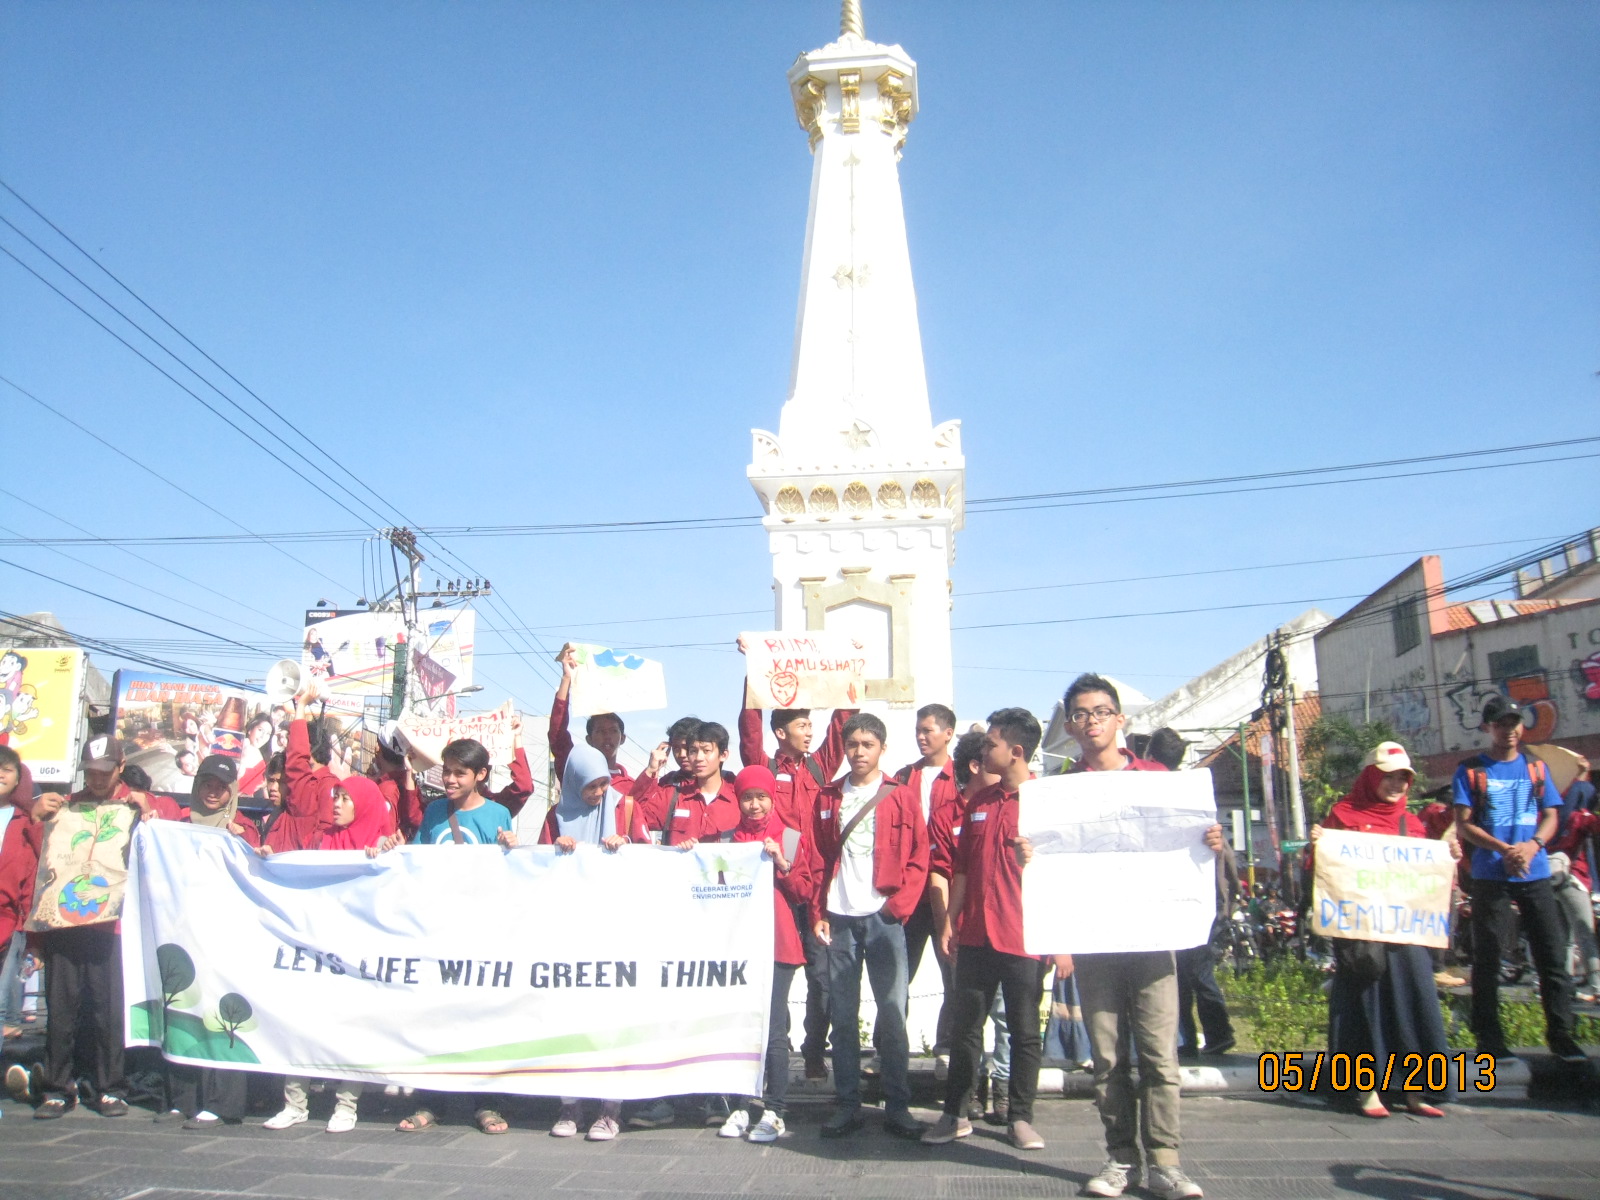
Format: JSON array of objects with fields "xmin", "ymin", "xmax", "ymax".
[
  {"xmin": 266, "ymin": 694, "xmax": 337, "ymax": 853},
  {"xmin": 550, "ymin": 644, "xmax": 634, "ymax": 794},
  {"xmin": 631, "ymin": 721, "xmax": 740, "ymax": 847},
  {"xmin": 716, "ymin": 765, "xmax": 813, "ymax": 1145},
  {"xmin": 371, "ymin": 738, "xmax": 419, "ymax": 839},
  {"xmin": 924, "ymin": 707, "xmax": 1050, "ymax": 1151},
  {"xmin": 261, "ymin": 777, "xmax": 387, "ymax": 1134},
  {"xmin": 806, "ymin": 712, "xmax": 928, "ymax": 1140},
  {"xmin": 0, "ymin": 746, "xmax": 41, "ymax": 1040}
]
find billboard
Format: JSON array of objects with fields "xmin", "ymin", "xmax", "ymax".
[
  {"xmin": 0, "ymin": 645, "xmax": 87, "ymax": 782},
  {"xmin": 110, "ymin": 673, "xmax": 280, "ymax": 798},
  {"xmin": 302, "ymin": 607, "xmax": 475, "ymax": 717}
]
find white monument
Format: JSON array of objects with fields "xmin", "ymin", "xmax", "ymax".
[{"xmin": 747, "ymin": 0, "xmax": 964, "ymax": 758}]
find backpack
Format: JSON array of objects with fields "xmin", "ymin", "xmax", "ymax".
[
  {"xmin": 1462, "ymin": 753, "xmax": 1548, "ymax": 830},
  {"xmin": 770, "ymin": 755, "xmax": 828, "ymax": 790}
]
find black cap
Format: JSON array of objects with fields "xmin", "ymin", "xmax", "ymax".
[
  {"xmin": 80, "ymin": 735, "xmax": 125, "ymax": 771},
  {"xmin": 1481, "ymin": 694, "xmax": 1524, "ymax": 727},
  {"xmin": 193, "ymin": 754, "xmax": 239, "ymax": 787}
]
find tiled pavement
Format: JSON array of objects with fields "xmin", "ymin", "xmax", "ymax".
[{"xmin": 1, "ymin": 1086, "xmax": 1597, "ymax": 1200}]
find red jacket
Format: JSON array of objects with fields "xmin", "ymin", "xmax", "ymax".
[
  {"xmin": 267, "ymin": 719, "xmax": 337, "ymax": 852},
  {"xmin": 737, "ymin": 704, "xmax": 852, "ymax": 835},
  {"xmin": 1551, "ymin": 808, "xmax": 1599, "ymax": 890},
  {"xmin": 632, "ymin": 772, "xmax": 740, "ymax": 846},
  {"xmin": 951, "ymin": 784, "xmax": 1031, "ymax": 956},
  {"xmin": 928, "ymin": 788, "xmax": 971, "ymax": 881},
  {"xmin": 0, "ymin": 801, "xmax": 42, "ymax": 943},
  {"xmin": 549, "ymin": 694, "xmax": 634, "ymax": 796},
  {"xmin": 805, "ymin": 775, "xmax": 929, "ymax": 925},
  {"xmin": 486, "ymin": 747, "xmax": 537, "ymax": 816},
  {"xmin": 375, "ymin": 770, "xmax": 419, "ymax": 838},
  {"xmin": 728, "ymin": 819, "xmax": 813, "ymax": 966}
]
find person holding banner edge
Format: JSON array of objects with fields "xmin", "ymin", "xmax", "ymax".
[
  {"xmin": 1015, "ymin": 674, "xmax": 1225, "ymax": 1200},
  {"xmin": 1308, "ymin": 741, "xmax": 1457, "ymax": 1118}
]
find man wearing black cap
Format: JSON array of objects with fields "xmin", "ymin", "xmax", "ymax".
[
  {"xmin": 20, "ymin": 736, "xmax": 146, "ymax": 1117},
  {"xmin": 1452, "ymin": 695, "xmax": 1585, "ymax": 1063}
]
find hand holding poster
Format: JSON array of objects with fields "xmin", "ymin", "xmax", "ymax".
[
  {"xmin": 1310, "ymin": 829, "xmax": 1454, "ymax": 948},
  {"xmin": 396, "ymin": 700, "xmax": 518, "ymax": 768},
  {"xmin": 124, "ymin": 821, "xmax": 774, "ymax": 1098},
  {"xmin": 1019, "ymin": 769, "xmax": 1218, "ymax": 955},
  {"xmin": 741, "ymin": 631, "xmax": 866, "ymax": 710},
  {"xmin": 566, "ymin": 644, "xmax": 667, "ymax": 715}
]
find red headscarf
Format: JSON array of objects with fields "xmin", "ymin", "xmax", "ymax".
[
  {"xmin": 1325, "ymin": 763, "xmax": 1417, "ymax": 837},
  {"xmin": 734, "ymin": 765, "xmax": 780, "ymax": 837},
  {"xmin": 321, "ymin": 776, "xmax": 390, "ymax": 851}
]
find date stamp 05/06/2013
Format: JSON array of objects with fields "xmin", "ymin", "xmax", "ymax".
[{"xmin": 1256, "ymin": 1052, "xmax": 1499, "ymax": 1094}]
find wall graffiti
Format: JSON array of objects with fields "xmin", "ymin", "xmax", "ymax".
[
  {"xmin": 1387, "ymin": 688, "xmax": 1432, "ymax": 735},
  {"xmin": 1574, "ymin": 652, "xmax": 1600, "ymax": 709}
]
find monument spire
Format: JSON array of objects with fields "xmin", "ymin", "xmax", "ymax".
[
  {"xmin": 840, "ymin": 0, "xmax": 864, "ymax": 39},
  {"xmin": 747, "ymin": 4, "xmax": 964, "ymax": 753}
]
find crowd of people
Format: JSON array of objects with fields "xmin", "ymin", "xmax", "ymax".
[{"xmin": 0, "ymin": 655, "xmax": 1596, "ymax": 1200}]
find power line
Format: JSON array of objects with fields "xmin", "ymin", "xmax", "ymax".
[
  {"xmin": 0, "ymin": 374, "xmax": 352, "ymax": 593},
  {"xmin": 0, "ymin": 608, "xmax": 255, "ymax": 690}
]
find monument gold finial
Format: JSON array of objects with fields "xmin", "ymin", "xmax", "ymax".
[{"xmin": 841, "ymin": 0, "xmax": 864, "ymax": 39}]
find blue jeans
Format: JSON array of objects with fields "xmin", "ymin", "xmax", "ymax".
[
  {"xmin": 826, "ymin": 910, "xmax": 910, "ymax": 1112},
  {"xmin": 0, "ymin": 931, "xmax": 25, "ymax": 1030}
]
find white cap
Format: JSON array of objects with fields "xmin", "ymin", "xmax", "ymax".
[{"xmin": 1363, "ymin": 741, "xmax": 1413, "ymax": 774}]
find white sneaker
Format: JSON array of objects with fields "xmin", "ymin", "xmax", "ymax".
[
  {"xmin": 1146, "ymin": 1164, "xmax": 1204, "ymax": 1200},
  {"xmin": 748, "ymin": 1111, "xmax": 785, "ymax": 1143},
  {"xmin": 718, "ymin": 1108, "xmax": 751, "ymax": 1138},
  {"xmin": 326, "ymin": 1107, "xmax": 358, "ymax": 1134},
  {"xmin": 1082, "ymin": 1159, "xmax": 1137, "ymax": 1197},
  {"xmin": 263, "ymin": 1107, "xmax": 309, "ymax": 1131}
]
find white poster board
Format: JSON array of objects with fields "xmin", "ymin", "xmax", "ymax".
[
  {"xmin": 567, "ymin": 645, "xmax": 667, "ymax": 716},
  {"xmin": 741, "ymin": 631, "xmax": 866, "ymax": 709},
  {"xmin": 1310, "ymin": 829, "xmax": 1454, "ymax": 948},
  {"xmin": 396, "ymin": 700, "xmax": 517, "ymax": 769},
  {"xmin": 1019, "ymin": 769, "xmax": 1218, "ymax": 955}
]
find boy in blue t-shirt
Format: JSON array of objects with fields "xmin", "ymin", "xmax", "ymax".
[{"xmin": 1452, "ymin": 694, "xmax": 1584, "ymax": 1063}]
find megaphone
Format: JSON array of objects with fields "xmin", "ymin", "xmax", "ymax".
[{"xmin": 265, "ymin": 659, "xmax": 303, "ymax": 704}]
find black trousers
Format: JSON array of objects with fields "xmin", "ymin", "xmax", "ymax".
[
  {"xmin": 168, "ymin": 1062, "xmax": 247, "ymax": 1120},
  {"xmin": 1175, "ymin": 944, "xmax": 1233, "ymax": 1050},
  {"xmin": 798, "ymin": 903, "xmax": 832, "ymax": 1064},
  {"xmin": 943, "ymin": 944, "xmax": 1047, "ymax": 1123},
  {"xmin": 1469, "ymin": 876, "xmax": 1581, "ymax": 1057},
  {"xmin": 41, "ymin": 924, "xmax": 128, "ymax": 1102}
]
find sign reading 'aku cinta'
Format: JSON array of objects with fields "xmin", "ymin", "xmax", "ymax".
[
  {"xmin": 742, "ymin": 630, "xmax": 867, "ymax": 710},
  {"xmin": 1311, "ymin": 829, "xmax": 1454, "ymax": 949},
  {"xmin": 123, "ymin": 822, "xmax": 774, "ymax": 1098}
]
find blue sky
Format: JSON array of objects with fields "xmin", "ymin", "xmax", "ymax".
[{"xmin": 3, "ymin": 0, "xmax": 1597, "ymax": 767}]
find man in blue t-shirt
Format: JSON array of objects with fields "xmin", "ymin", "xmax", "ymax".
[{"xmin": 1452, "ymin": 694, "xmax": 1584, "ymax": 1062}]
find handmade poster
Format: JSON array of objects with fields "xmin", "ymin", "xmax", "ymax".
[
  {"xmin": 396, "ymin": 700, "xmax": 517, "ymax": 769},
  {"xmin": 124, "ymin": 821, "xmax": 774, "ymax": 1099},
  {"xmin": 0, "ymin": 645, "xmax": 86, "ymax": 782},
  {"xmin": 27, "ymin": 796, "xmax": 138, "ymax": 931},
  {"xmin": 1019, "ymin": 768, "xmax": 1218, "ymax": 955},
  {"xmin": 567, "ymin": 644, "xmax": 667, "ymax": 715},
  {"xmin": 111, "ymin": 671, "xmax": 279, "ymax": 797},
  {"xmin": 1310, "ymin": 829, "xmax": 1454, "ymax": 948},
  {"xmin": 741, "ymin": 631, "xmax": 866, "ymax": 710}
]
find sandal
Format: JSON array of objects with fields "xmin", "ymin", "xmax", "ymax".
[
  {"xmin": 395, "ymin": 1109, "xmax": 438, "ymax": 1133},
  {"xmin": 34, "ymin": 1097, "xmax": 71, "ymax": 1120},
  {"xmin": 475, "ymin": 1108, "xmax": 509, "ymax": 1135}
]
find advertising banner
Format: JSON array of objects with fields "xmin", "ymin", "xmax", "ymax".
[
  {"xmin": 1311, "ymin": 829, "xmax": 1454, "ymax": 948},
  {"xmin": 1019, "ymin": 769, "xmax": 1218, "ymax": 955},
  {"xmin": 567, "ymin": 644, "xmax": 667, "ymax": 716},
  {"xmin": 111, "ymin": 672, "xmax": 278, "ymax": 797},
  {"xmin": 302, "ymin": 611, "xmax": 405, "ymax": 716},
  {"xmin": 0, "ymin": 645, "xmax": 86, "ymax": 782},
  {"xmin": 124, "ymin": 822, "xmax": 774, "ymax": 1098},
  {"xmin": 740, "ymin": 631, "xmax": 866, "ymax": 710}
]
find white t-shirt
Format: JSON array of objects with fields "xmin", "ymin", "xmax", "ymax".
[
  {"xmin": 917, "ymin": 765, "xmax": 938, "ymax": 823},
  {"xmin": 827, "ymin": 773, "xmax": 885, "ymax": 918}
]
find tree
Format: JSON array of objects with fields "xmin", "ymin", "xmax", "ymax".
[
  {"xmin": 1299, "ymin": 714, "xmax": 1427, "ymax": 819},
  {"xmin": 215, "ymin": 993, "xmax": 253, "ymax": 1047},
  {"xmin": 156, "ymin": 943, "xmax": 196, "ymax": 1009}
]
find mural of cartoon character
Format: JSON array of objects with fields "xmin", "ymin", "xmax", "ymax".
[{"xmin": 0, "ymin": 650, "xmax": 41, "ymax": 744}]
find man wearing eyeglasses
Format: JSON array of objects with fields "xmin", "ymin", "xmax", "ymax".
[{"xmin": 1063, "ymin": 673, "xmax": 1219, "ymax": 1200}]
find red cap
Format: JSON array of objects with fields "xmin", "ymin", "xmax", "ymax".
[{"xmin": 734, "ymin": 765, "xmax": 779, "ymax": 799}]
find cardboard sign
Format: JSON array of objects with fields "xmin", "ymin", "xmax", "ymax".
[
  {"xmin": 396, "ymin": 700, "xmax": 517, "ymax": 769},
  {"xmin": 567, "ymin": 645, "xmax": 667, "ymax": 716},
  {"xmin": 1018, "ymin": 769, "xmax": 1219, "ymax": 955},
  {"xmin": 741, "ymin": 631, "xmax": 866, "ymax": 710},
  {"xmin": 1311, "ymin": 829, "xmax": 1454, "ymax": 949}
]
